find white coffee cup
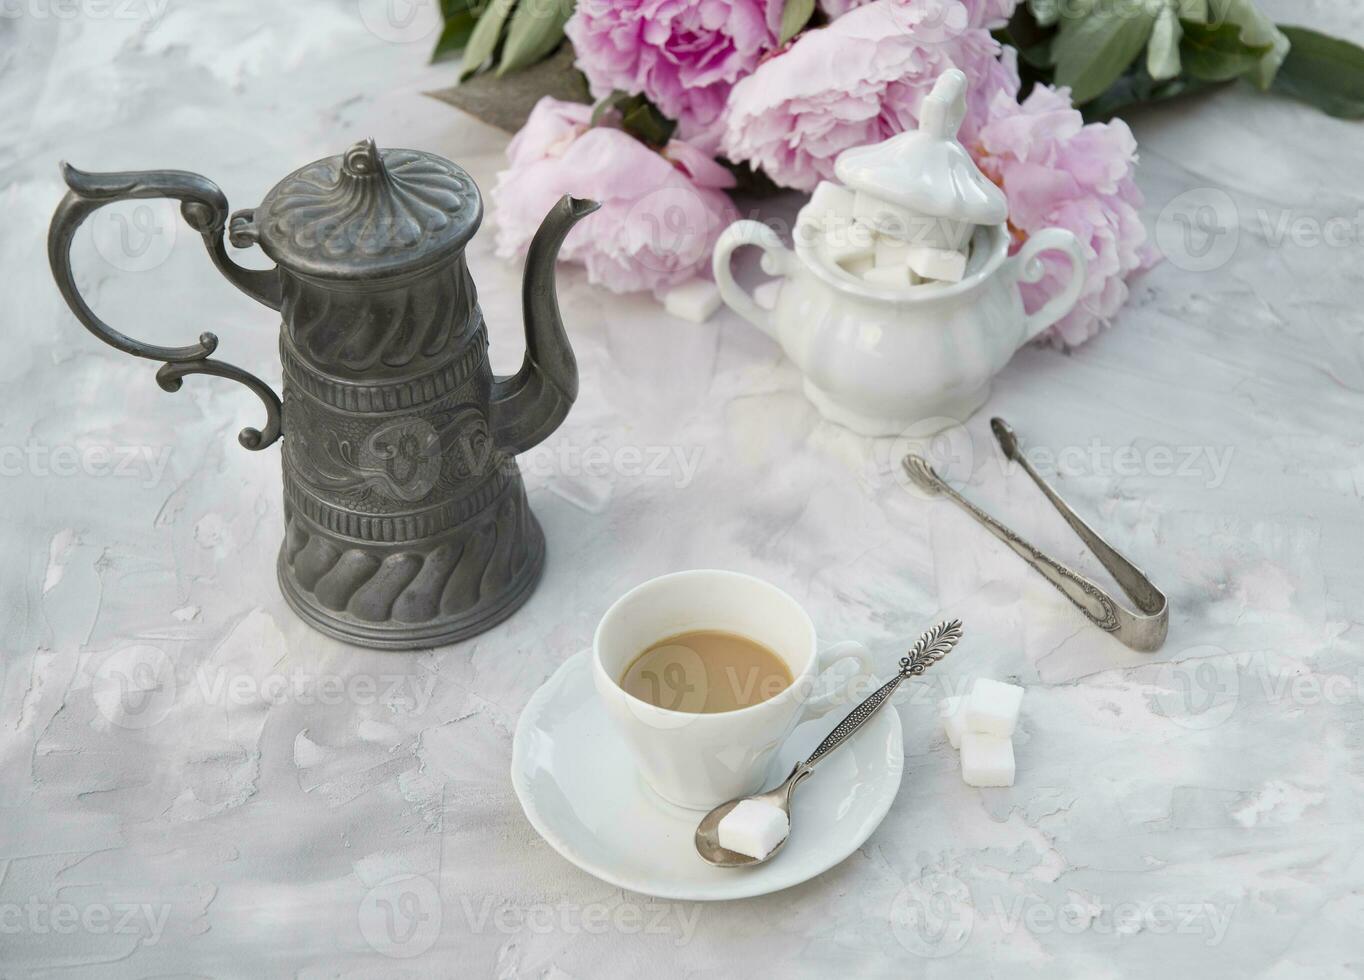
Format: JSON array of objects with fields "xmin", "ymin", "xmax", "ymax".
[{"xmin": 592, "ymin": 569, "xmax": 874, "ymax": 810}]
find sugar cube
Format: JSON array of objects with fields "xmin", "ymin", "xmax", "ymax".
[
  {"xmin": 717, "ymin": 799, "xmax": 789, "ymax": 859},
  {"xmin": 938, "ymin": 695, "xmax": 969, "ymax": 749},
  {"xmin": 852, "ymin": 191, "xmax": 918, "ymax": 241},
  {"xmin": 964, "ymin": 678, "xmax": 1024, "ymax": 737},
  {"xmin": 839, "ymin": 253, "xmax": 875, "ymax": 279},
  {"xmin": 663, "ymin": 278, "xmax": 722, "ymax": 323},
  {"xmin": 960, "ymin": 731, "xmax": 1015, "ymax": 787},
  {"xmin": 812, "ymin": 214, "xmax": 875, "ymax": 262},
  {"xmin": 907, "ymin": 246, "xmax": 967, "ymax": 283},
  {"xmin": 873, "ymin": 235, "xmax": 913, "ymax": 269},
  {"xmin": 820, "ymin": 233, "xmax": 875, "ymax": 267},
  {"xmin": 862, "ymin": 265, "xmax": 914, "ymax": 288}
]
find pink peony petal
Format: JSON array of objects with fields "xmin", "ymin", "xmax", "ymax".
[
  {"xmin": 722, "ymin": 0, "xmax": 1020, "ymax": 191},
  {"xmin": 566, "ymin": 0, "xmax": 783, "ymax": 155},
  {"xmin": 975, "ymin": 84, "xmax": 1153, "ymax": 348},
  {"xmin": 492, "ymin": 97, "xmax": 737, "ymax": 297}
]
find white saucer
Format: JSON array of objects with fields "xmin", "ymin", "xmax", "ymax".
[{"xmin": 511, "ymin": 650, "xmax": 904, "ymax": 901}]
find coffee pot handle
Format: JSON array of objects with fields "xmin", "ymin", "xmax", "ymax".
[
  {"xmin": 712, "ymin": 220, "xmax": 793, "ymax": 339},
  {"xmin": 48, "ymin": 164, "xmax": 284, "ymax": 451}
]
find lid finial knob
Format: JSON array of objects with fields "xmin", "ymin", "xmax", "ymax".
[
  {"xmin": 918, "ymin": 69, "xmax": 968, "ymax": 140},
  {"xmin": 831, "ymin": 68, "xmax": 1008, "ymax": 229},
  {"xmin": 342, "ymin": 138, "xmax": 387, "ymax": 179}
]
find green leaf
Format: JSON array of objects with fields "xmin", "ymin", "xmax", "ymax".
[
  {"xmin": 1271, "ymin": 24, "xmax": 1364, "ymax": 119},
  {"xmin": 619, "ymin": 98, "xmax": 677, "ymax": 149},
  {"xmin": 586, "ymin": 90, "xmax": 677, "ymax": 148},
  {"xmin": 717, "ymin": 157, "xmax": 784, "ymax": 198},
  {"xmin": 589, "ymin": 91, "xmax": 624, "ymax": 125},
  {"xmin": 1179, "ymin": 19, "xmax": 1272, "ymax": 82},
  {"xmin": 1051, "ymin": 3, "xmax": 1158, "ymax": 105},
  {"xmin": 1212, "ymin": 0, "xmax": 1288, "ymax": 88},
  {"xmin": 1081, "ymin": 62, "xmax": 1218, "ymax": 121},
  {"xmin": 460, "ymin": 0, "xmax": 517, "ymax": 80},
  {"xmin": 432, "ymin": 9, "xmax": 479, "ymax": 62},
  {"xmin": 1000, "ymin": 2, "xmax": 1056, "ymax": 69},
  {"xmin": 1178, "ymin": 0, "xmax": 1208, "ymax": 21},
  {"xmin": 498, "ymin": 0, "xmax": 573, "ymax": 75},
  {"xmin": 1028, "ymin": 0, "xmax": 1060, "ymax": 28},
  {"xmin": 779, "ymin": 0, "xmax": 816, "ymax": 44}
]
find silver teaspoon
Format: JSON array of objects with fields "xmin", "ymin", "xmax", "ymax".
[{"xmin": 695, "ymin": 620, "xmax": 964, "ymax": 868}]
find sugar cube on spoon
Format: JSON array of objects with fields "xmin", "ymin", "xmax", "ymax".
[{"xmin": 716, "ymin": 798, "xmax": 790, "ymax": 860}]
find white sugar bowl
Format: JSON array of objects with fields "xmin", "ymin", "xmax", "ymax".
[
  {"xmin": 713, "ymin": 221, "xmax": 1087, "ymax": 436},
  {"xmin": 713, "ymin": 70, "xmax": 1088, "ymax": 437}
]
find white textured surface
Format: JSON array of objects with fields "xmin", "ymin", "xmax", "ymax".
[{"xmin": 3, "ymin": 1, "xmax": 1364, "ymax": 975}]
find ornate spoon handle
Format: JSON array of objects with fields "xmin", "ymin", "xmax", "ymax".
[{"xmin": 802, "ymin": 620, "xmax": 963, "ymax": 768}]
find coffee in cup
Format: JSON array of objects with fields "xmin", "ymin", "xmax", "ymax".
[{"xmin": 620, "ymin": 630, "xmax": 794, "ymax": 714}]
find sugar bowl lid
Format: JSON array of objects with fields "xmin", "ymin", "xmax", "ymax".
[
  {"xmin": 834, "ymin": 70, "xmax": 1007, "ymax": 226},
  {"xmin": 230, "ymin": 138, "xmax": 482, "ymax": 280}
]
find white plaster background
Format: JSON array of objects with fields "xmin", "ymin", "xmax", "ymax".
[{"xmin": 2, "ymin": 1, "xmax": 1362, "ymax": 975}]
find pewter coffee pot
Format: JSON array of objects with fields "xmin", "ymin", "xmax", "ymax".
[{"xmin": 48, "ymin": 139, "xmax": 599, "ymax": 649}]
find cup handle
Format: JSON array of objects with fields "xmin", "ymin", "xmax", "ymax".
[
  {"xmin": 711, "ymin": 219, "xmax": 793, "ymax": 340},
  {"xmin": 800, "ymin": 640, "xmax": 877, "ymax": 719},
  {"xmin": 1007, "ymin": 228, "xmax": 1089, "ymax": 345}
]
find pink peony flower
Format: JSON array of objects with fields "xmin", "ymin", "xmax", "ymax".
[
  {"xmin": 973, "ymin": 85, "xmax": 1157, "ymax": 348},
  {"xmin": 492, "ymin": 97, "xmax": 738, "ymax": 295},
  {"xmin": 565, "ymin": 0, "xmax": 783, "ymax": 154},
  {"xmin": 820, "ymin": 0, "xmax": 1019, "ymax": 29},
  {"xmin": 722, "ymin": 0, "xmax": 1020, "ymax": 191}
]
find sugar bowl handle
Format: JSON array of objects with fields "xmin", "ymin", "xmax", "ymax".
[
  {"xmin": 48, "ymin": 164, "xmax": 284, "ymax": 451},
  {"xmin": 1006, "ymin": 228, "xmax": 1089, "ymax": 346},
  {"xmin": 712, "ymin": 220, "xmax": 794, "ymax": 339}
]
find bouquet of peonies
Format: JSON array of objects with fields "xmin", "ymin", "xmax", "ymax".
[{"xmin": 434, "ymin": 0, "xmax": 1363, "ymax": 348}]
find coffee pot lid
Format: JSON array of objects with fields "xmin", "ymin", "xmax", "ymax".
[
  {"xmin": 833, "ymin": 70, "xmax": 1007, "ymax": 226},
  {"xmin": 232, "ymin": 139, "xmax": 482, "ymax": 280}
]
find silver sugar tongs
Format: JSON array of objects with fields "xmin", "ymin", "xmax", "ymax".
[{"xmin": 902, "ymin": 417, "xmax": 1168, "ymax": 652}]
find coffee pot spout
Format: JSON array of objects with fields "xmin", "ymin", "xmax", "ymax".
[{"xmin": 490, "ymin": 195, "xmax": 600, "ymax": 455}]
